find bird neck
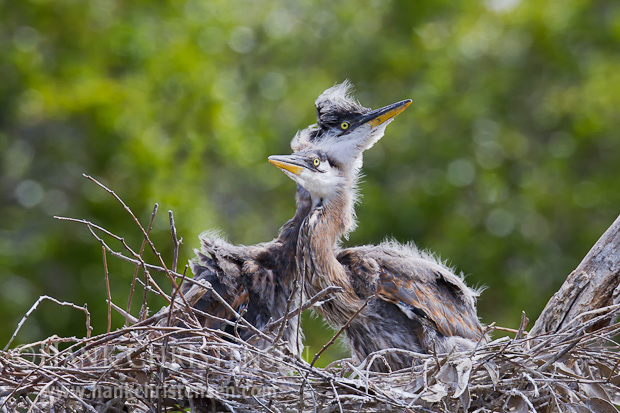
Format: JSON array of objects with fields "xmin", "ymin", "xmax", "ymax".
[
  {"xmin": 299, "ymin": 170, "xmax": 363, "ymax": 326},
  {"xmin": 272, "ymin": 185, "xmax": 313, "ymax": 285},
  {"xmin": 311, "ymin": 162, "xmax": 359, "ymax": 243},
  {"xmin": 277, "ymin": 185, "xmax": 313, "ymax": 240}
]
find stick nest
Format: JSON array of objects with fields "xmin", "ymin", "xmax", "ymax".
[
  {"xmin": 2, "ymin": 308, "xmax": 620, "ymax": 412},
  {"xmin": 1, "ymin": 176, "xmax": 619, "ymax": 412}
]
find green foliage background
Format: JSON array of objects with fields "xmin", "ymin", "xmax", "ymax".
[{"xmin": 1, "ymin": 0, "xmax": 619, "ymax": 364}]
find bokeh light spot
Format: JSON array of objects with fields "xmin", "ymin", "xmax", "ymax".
[
  {"xmin": 548, "ymin": 132, "xmax": 576, "ymax": 158},
  {"xmin": 228, "ymin": 26, "xmax": 256, "ymax": 54},
  {"xmin": 485, "ymin": 208, "xmax": 516, "ymax": 237},
  {"xmin": 259, "ymin": 72, "xmax": 288, "ymax": 101},
  {"xmin": 13, "ymin": 26, "xmax": 39, "ymax": 52},
  {"xmin": 15, "ymin": 180, "xmax": 45, "ymax": 208},
  {"xmin": 447, "ymin": 159, "xmax": 476, "ymax": 187}
]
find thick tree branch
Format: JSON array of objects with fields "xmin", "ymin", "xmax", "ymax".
[{"xmin": 531, "ymin": 213, "xmax": 620, "ymax": 336}]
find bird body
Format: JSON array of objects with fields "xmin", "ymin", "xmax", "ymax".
[
  {"xmin": 338, "ymin": 243, "xmax": 483, "ymax": 365},
  {"xmin": 270, "ymin": 144, "xmax": 484, "ymax": 371},
  {"xmin": 190, "ymin": 186, "xmax": 311, "ymax": 355}
]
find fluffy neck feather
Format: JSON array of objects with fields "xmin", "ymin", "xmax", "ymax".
[{"xmin": 298, "ymin": 165, "xmax": 364, "ymax": 326}]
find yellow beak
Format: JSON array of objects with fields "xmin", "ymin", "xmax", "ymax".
[
  {"xmin": 365, "ymin": 99, "xmax": 412, "ymax": 128},
  {"xmin": 268, "ymin": 157, "xmax": 303, "ymax": 176}
]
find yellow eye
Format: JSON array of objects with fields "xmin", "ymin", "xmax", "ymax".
[
  {"xmin": 313, "ymin": 158, "xmax": 320, "ymax": 167},
  {"xmin": 340, "ymin": 122, "xmax": 349, "ymax": 130}
]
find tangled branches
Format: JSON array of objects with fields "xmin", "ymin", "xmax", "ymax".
[{"xmin": 2, "ymin": 307, "xmax": 620, "ymax": 411}]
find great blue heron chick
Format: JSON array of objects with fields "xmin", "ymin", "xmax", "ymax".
[
  {"xmin": 269, "ymin": 144, "xmax": 484, "ymax": 371},
  {"xmin": 187, "ymin": 81, "xmax": 412, "ymax": 357}
]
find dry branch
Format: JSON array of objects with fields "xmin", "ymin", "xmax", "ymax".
[{"xmin": 532, "ymin": 213, "xmax": 620, "ymax": 336}]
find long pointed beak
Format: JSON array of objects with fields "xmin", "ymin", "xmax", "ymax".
[
  {"xmin": 268, "ymin": 154, "xmax": 305, "ymax": 176},
  {"xmin": 359, "ymin": 99, "xmax": 412, "ymax": 128}
]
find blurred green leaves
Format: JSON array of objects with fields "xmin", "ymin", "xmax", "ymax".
[{"xmin": 1, "ymin": 0, "xmax": 620, "ymax": 365}]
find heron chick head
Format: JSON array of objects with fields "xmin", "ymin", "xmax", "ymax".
[
  {"xmin": 269, "ymin": 151, "xmax": 344, "ymax": 202},
  {"xmin": 291, "ymin": 82, "xmax": 411, "ymax": 168}
]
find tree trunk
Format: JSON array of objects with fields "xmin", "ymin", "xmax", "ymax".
[{"xmin": 530, "ymin": 213, "xmax": 620, "ymax": 336}]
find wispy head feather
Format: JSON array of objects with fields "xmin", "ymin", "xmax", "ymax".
[
  {"xmin": 290, "ymin": 81, "xmax": 373, "ymax": 167},
  {"xmin": 314, "ymin": 80, "xmax": 368, "ymax": 125}
]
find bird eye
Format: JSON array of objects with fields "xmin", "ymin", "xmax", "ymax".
[
  {"xmin": 340, "ymin": 122, "xmax": 349, "ymax": 130},
  {"xmin": 313, "ymin": 158, "xmax": 320, "ymax": 167}
]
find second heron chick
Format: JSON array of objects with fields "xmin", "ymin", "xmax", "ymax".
[{"xmin": 269, "ymin": 147, "xmax": 484, "ymax": 371}]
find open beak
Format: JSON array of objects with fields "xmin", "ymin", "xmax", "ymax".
[
  {"xmin": 268, "ymin": 154, "xmax": 306, "ymax": 176},
  {"xmin": 358, "ymin": 99, "xmax": 412, "ymax": 128}
]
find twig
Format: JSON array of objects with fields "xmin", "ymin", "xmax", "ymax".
[
  {"xmin": 127, "ymin": 203, "xmax": 158, "ymax": 326},
  {"xmin": 102, "ymin": 246, "xmax": 112, "ymax": 333},
  {"xmin": 331, "ymin": 379, "xmax": 344, "ymax": 413},
  {"xmin": 471, "ymin": 322, "xmax": 495, "ymax": 355},
  {"xmin": 169, "ymin": 210, "xmax": 181, "ymax": 274},
  {"xmin": 139, "ymin": 267, "xmax": 150, "ymax": 321},
  {"xmin": 166, "ymin": 265, "xmax": 189, "ymax": 328},
  {"xmin": 261, "ymin": 286, "xmax": 342, "ymax": 335},
  {"xmin": 56, "ymin": 382, "xmax": 99, "ymax": 413},
  {"xmin": 4, "ymin": 296, "xmax": 91, "ymax": 351},
  {"xmin": 195, "ymin": 279, "xmax": 273, "ymax": 343},
  {"xmin": 272, "ymin": 276, "xmax": 300, "ymax": 350},
  {"xmin": 493, "ymin": 326, "xmax": 519, "ymax": 334},
  {"xmin": 27, "ymin": 377, "xmax": 58, "ymax": 413},
  {"xmin": 515, "ymin": 311, "xmax": 529, "ymax": 340},
  {"xmin": 159, "ymin": 264, "xmax": 190, "ymax": 391},
  {"xmin": 109, "ymin": 301, "xmax": 138, "ymax": 324},
  {"xmin": 556, "ymin": 303, "xmax": 620, "ymax": 334},
  {"xmin": 296, "ymin": 258, "xmax": 307, "ymax": 366},
  {"xmin": 311, "ymin": 296, "xmax": 371, "ymax": 368},
  {"xmin": 539, "ymin": 330, "xmax": 586, "ymax": 370},
  {"xmin": 252, "ymin": 396, "xmax": 276, "ymax": 413}
]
